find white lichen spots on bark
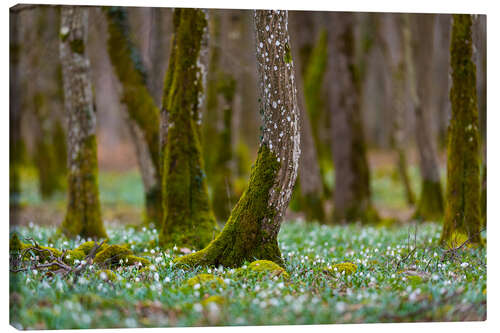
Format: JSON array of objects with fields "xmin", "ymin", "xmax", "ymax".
[{"xmin": 254, "ymin": 10, "xmax": 300, "ymax": 240}]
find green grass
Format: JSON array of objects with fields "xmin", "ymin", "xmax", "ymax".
[{"xmin": 10, "ymin": 220, "xmax": 486, "ymax": 329}]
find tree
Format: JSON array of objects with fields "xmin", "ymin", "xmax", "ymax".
[
  {"xmin": 378, "ymin": 13, "xmax": 416, "ymax": 206},
  {"xmin": 289, "ymin": 12, "xmax": 326, "ymax": 222},
  {"xmin": 10, "ymin": 8, "xmax": 22, "ymax": 219},
  {"xmin": 203, "ymin": 11, "xmax": 237, "ymax": 222},
  {"xmin": 59, "ymin": 6, "xmax": 106, "ymax": 238},
  {"xmin": 328, "ymin": 12, "xmax": 379, "ymax": 224},
  {"xmin": 174, "ymin": 9, "xmax": 300, "ymax": 267},
  {"xmin": 158, "ymin": 9, "xmax": 218, "ymax": 249},
  {"xmin": 441, "ymin": 14, "xmax": 482, "ymax": 245},
  {"xmin": 410, "ymin": 14, "xmax": 444, "ymax": 221},
  {"xmin": 105, "ymin": 7, "xmax": 162, "ymax": 227},
  {"xmin": 30, "ymin": 7, "xmax": 67, "ymax": 199}
]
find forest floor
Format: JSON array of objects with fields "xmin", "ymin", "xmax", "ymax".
[
  {"xmin": 10, "ymin": 152, "xmax": 486, "ymax": 328},
  {"xmin": 10, "ymin": 220, "xmax": 486, "ymax": 328}
]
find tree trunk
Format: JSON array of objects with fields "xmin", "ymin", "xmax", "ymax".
[
  {"xmin": 105, "ymin": 7, "xmax": 162, "ymax": 227},
  {"xmin": 59, "ymin": 6, "xmax": 106, "ymax": 239},
  {"xmin": 441, "ymin": 14, "xmax": 482, "ymax": 245},
  {"xmin": 175, "ymin": 9, "xmax": 300, "ymax": 267},
  {"xmin": 289, "ymin": 12, "xmax": 325, "ymax": 222},
  {"xmin": 10, "ymin": 8, "xmax": 22, "ymax": 220},
  {"xmin": 328, "ymin": 13, "xmax": 379, "ymax": 224},
  {"xmin": 379, "ymin": 13, "xmax": 416, "ymax": 206},
  {"xmin": 159, "ymin": 9, "xmax": 217, "ymax": 249},
  {"xmin": 202, "ymin": 11, "xmax": 237, "ymax": 222},
  {"xmin": 30, "ymin": 7, "xmax": 67, "ymax": 199},
  {"xmin": 409, "ymin": 14, "xmax": 444, "ymax": 221}
]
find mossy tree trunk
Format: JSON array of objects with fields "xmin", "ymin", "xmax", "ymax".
[
  {"xmin": 203, "ymin": 11, "xmax": 237, "ymax": 222},
  {"xmin": 174, "ymin": 9, "xmax": 300, "ymax": 267},
  {"xmin": 104, "ymin": 7, "xmax": 162, "ymax": 228},
  {"xmin": 328, "ymin": 13, "xmax": 379, "ymax": 224},
  {"xmin": 481, "ymin": 163, "xmax": 486, "ymax": 226},
  {"xmin": 409, "ymin": 14, "xmax": 444, "ymax": 221},
  {"xmin": 303, "ymin": 30, "xmax": 330, "ymax": 183},
  {"xmin": 32, "ymin": 93, "xmax": 66, "ymax": 198},
  {"xmin": 159, "ymin": 9, "xmax": 217, "ymax": 249},
  {"xmin": 60, "ymin": 6, "xmax": 106, "ymax": 239},
  {"xmin": 289, "ymin": 13, "xmax": 325, "ymax": 222},
  {"xmin": 30, "ymin": 7, "xmax": 67, "ymax": 199},
  {"xmin": 379, "ymin": 14, "xmax": 416, "ymax": 206},
  {"xmin": 441, "ymin": 14, "xmax": 482, "ymax": 245},
  {"xmin": 211, "ymin": 73, "xmax": 237, "ymax": 222},
  {"xmin": 10, "ymin": 8, "xmax": 22, "ymax": 219}
]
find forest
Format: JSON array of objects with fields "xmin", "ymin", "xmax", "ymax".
[{"xmin": 9, "ymin": 5, "xmax": 486, "ymax": 329}]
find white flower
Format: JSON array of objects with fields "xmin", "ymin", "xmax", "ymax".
[
  {"xmin": 461, "ymin": 262, "xmax": 469, "ymax": 268},
  {"xmin": 193, "ymin": 283, "xmax": 201, "ymax": 290},
  {"xmin": 164, "ymin": 276, "xmax": 171, "ymax": 283}
]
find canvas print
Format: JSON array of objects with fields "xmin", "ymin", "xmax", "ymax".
[{"xmin": 9, "ymin": 3, "xmax": 486, "ymax": 329}]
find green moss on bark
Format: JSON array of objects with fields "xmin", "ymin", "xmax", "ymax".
[
  {"xmin": 105, "ymin": 7, "xmax": 162, "ymax": 227},
  {"xmin": 441, "ymin": 14, "xmax": 482, "ymax": 245},
  {"xmin": 481, "ymin": 164, "xmax": 486, "ymax": 226},
  {"xmin": 211, "ymin": 75, "xmax": 236, "ymax": 222},
  {"xmin": 302, "ymin": 192, "xmax": 326, "ymax": 222},
  {"xmin": 32, "ymin": 93, "xmax": 67, "ymax": 199},
  {"xmin": 414, "ymin": 179, "xmax": 444, "ymax": 221},
  {"xmin": 69, "ymin": 38, "xmax": 84, "ymax": 54},
  {"xmin": 303, "ymin": 30, "xmax": 330, "ymax": 186},
  {"xmin": 174, "ymin": 144, "xmax": 283, "ymax": 268},
  {"xmin": 144, "ymin": 185, "xmax": 162, "ymax": 228},
  {"xmin": 62, "ymin": 135, "xmax": 107, "ymax": 239},
  {"xmin": 159, "ymin": 9, "xmax": 217, "ymax": 250}
]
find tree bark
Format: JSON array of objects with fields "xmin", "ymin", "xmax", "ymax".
[
  {"xmin": 289, "ymin": 11, "xmax": 325, "ymax": 222},
  {"xmin": 10, "ymin": 8, "xmax": 22, "ymax": 221},
  {"xmin": 29, "ymin": 7, "xmax": 67, "ymax": 199},
  {"xmin": 104, "ymin": 7, "xmax": 162, "ymax": 227},
  {"xmin": 158, "ymin": 9, "xmax": 217, "ymax": 249},
  {"xmin": 441, "ymin": 14, "xmax": 482, "ymax": 245},
  {"xmin": 175, "ymin": 9, "xmax": 300, "ymax": 267},
  {"xmin": 60, "ymin": 6, "xmax": 106, "ymax": 238},
  {"xmin": 202, "ymin": 11, "xmax": 237, "ymax": 222},
  {"xmin": 328, "ymin": 12, "xmax": 379, "ymax": 224},
  {"xmin": 409, "ymin": 14, "xmax": 444, "ymax": 221},
  {"xmin": 378, "ymin": 13, "xmax": 416, "ymax": 206}
]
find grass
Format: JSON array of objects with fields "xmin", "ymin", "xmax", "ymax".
[
  {"xmin": 10, "ymin": 220, "xmax": 486, "ymax": 329},
  {"xmin": 11, "ymin": 162, "xmax": 485, "ymax": 328}
]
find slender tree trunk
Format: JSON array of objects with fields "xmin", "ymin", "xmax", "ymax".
[
  {"xmin": 328, "ymin": 13, "xmax": 379, "ymax": 224},
  {"xmin": 29, "ymin": 7, "xmax": 67, "ymax": 199},
  {"xmin": 202, "ymin": 11, "xmax": 237, "ymax": 222},
  {"xmin": 175, "ymin": 9, "xmax": 300, "ymax": 267},
  {"xmin": 159, "ymin": 9, "xmax": 217, "ymax": 249},
  {"xmin": 203, "ymin": 11, "xmax": 221, "ymax": 183},
  {"xmin": 441, "ymin": 14, "xmax": 482, "ymax": 245},
  {"xmin": 289, "ymin": 12, "xmax": 325, "ymax": 222},
  {"xmin": 211, "ymin": 72, "xmax": 237, "ymax": 222},
  {"xmin": 10, "ymin": 8, "xmax": 22, "ymax": 220},
  {"xmin": 104, "ymin": 7, "xmax": 162, "ymax": 227},
  {"xmin": 409, "ymin": 14, "xmax": 444, "ymax": 221},
  {"xmin": 59, "ymin": 6, "xmax": 106, "ymax": 238},
  {"xmin": 146, "ymin": 7, "xmax": 171, "ymax": 106},
  {"xmin": 379, "ymin": 14, "xmax": 416, "ymax": 206}
]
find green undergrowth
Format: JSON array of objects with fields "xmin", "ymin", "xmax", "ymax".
[{"xmin": 10, "ymin": 220, "xmax": 486, "ymax": 329}]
